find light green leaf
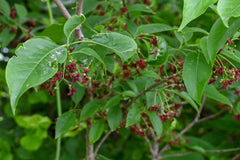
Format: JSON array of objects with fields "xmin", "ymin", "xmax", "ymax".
[
  {"xmin": 80, "ymin": 99, "xmax": 103, "ymax": 120},
  {"xmin": 200, "ymin": 36, "xmax": 210, "ymax": 63},
  {"xmin": 208, "ymin": 18, "xmax": 240, "ymax": 65},
  {"xmin": 55, "ymin": 111, "xmax": 76, "ymax": 139},
  {"xmin": 89, "ymin": 120, "xmax": 105, "ymax": 144},
  {"xmin": 204, "ymin": 85, "xmax": 232, "ymax": 107},
  {"xmin": 122, "ymin": 90, "xmax": 136, "ymax": 98},
  {"xmin": 128, "ymin": 4, "xmax": 153, "ymax": 13},
  {"xmin": 171, "ymin": 91, "xmax": 199, "ymax": 113},
  {"xmin": 217, "ymin": 0, "xmax": 240, "ymax": 27},
  {"xmin": 135, "ymin": 24, "xmax": 176, "ymax": 37},
  {"xmin": 183, "ymin": 53, "xmax": 212, "ymax": 105},
  {"xmin": 14, "ymin": 4, "xmax": 28, "ymax": 22},
  {"xmin": 6, "ymin": 38, "xmax": 67, "ymax": 113},
  {"xmin": 107, "ymin": 106, "xmax": 122, "ymax": 130},
  {"xmin": 221, "ymin": 47, "xmax": 240, "ymax": 64},
  {"xmin": 0, "ymin": 0, "xmax": 10, "ymax": 17},
  {"xmin": 84, "ymin": 32, "xmax": 137, "ymax": 62},
  {"xmin": 126, "ymin": 104, "xmax": 141, "ymax": 127},
  {"xmin": 148, "ymin": 111, "xmax": 162, "ymax": 138},
  {"xmin": 179, "ymin": 0, "xmax": 218, "ymax": 31},
  {"xmin": 20, "ymin": 134, "xmax": 43, "ymax": 151},
  {"xmin": 72, "ymin": 47, "xmax": 105, "ymax": 66},
  {"xmin": 64, "ymin": 15, "xmax": 85, "ymax": 40}
]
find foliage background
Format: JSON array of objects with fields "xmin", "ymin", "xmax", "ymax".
[{"xmin": 0, "ymin": 0, "xmax": 240, "ymax": 160}]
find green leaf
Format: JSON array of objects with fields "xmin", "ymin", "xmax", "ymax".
[
  {"xmin": 135, "ymin": 24, "xmax": 176, "ymax": 37},
  {"xmin": 72, "ymin": 82, "xmax": 85, "ymax": 105},
  {"xmin": 147, "ymin": 37, "xmax": 169, "ymax": 66},
  {"xmin": 40, "ymin": 24, "xmax": 65, "ymax": 43},
  {"xmin": 221, "ymin": 47, "xmax": 240, "ymax": 64},
  {"xmin": 183, "ymin": 53, "xmax": 211, "ymax": 105},
  {"xmin": 171, "ymin": 91, "xmax": 199, "ymax": 113},
  {"xmin": 0, "ymin": 0, "xmax": 10, "ymax": 17},
  {"xmin": 89, "ymin": 120, "xmax": 105, "ymax": 144},
  {"xmin": 6, "ymin": 38, "xmax": 67, "ymax": 113},
  {"xmin": 84, "ymin": 32, "xmax": 137, "ymax": 61},
  {"xmin": 128, "ymin": 4, "xmax": 153, "ymax": 13},
  {"xmin": 208, "ymin": 18, "xmax": 240, "ymax": 65},
  {"xmin": 72, "ymin": 47, "xmax": 105, "ymax": 66},
  {"xmin": 126, "ymin": 104, "xmax": 141, "ymax": 127},
  {"xmin": 122, "ymin": 90, "xmax": 136, "ymax": 98},
  {"xmin": 200, "ymin": 36, "xmax": 210, "ymax": 63},
  {"xmin": 204, "ymin": 85, "xmax": 232, "ymax": 108},
  {"xmin": 217, "ymin": 0, "xmax": 240, "ymax": 27},
  {"xmin": 14, "ymin": 4, "xmax": 28, "ymax": 22},
  {"xmin": 80, "ymin": 99, "xmax": 103, "ymax": 120},
  {"xmin": 64, "ymin": 15, "xmax": 85, "ymax": 40},
  {"xmin": 0, "ymin": 27, "xmax": 16, "ymax": 48},
  {"xmin": 142, "ymin": 70, "xmax": 161, "ymax": 79},
  {"xmin": 147, "ymin": 111, "xmax": 162, "ymax": 138},
  {"xmin": 179, "ymin": 0, "xmax": 218, "ymax": 31},
  {"xmin": 103, "ymin": 95, "xmax": 122, "ymax": 110},
  {"xmin": 55, "ymin": 111, "xmax": 76, "ymax": 139},
  {"xmin": 107, "ymin": 106, "xmax": 122, "ymax": 130},
  {"xmin": 20, "ymin": 134, "xmax": 43, "ymax": 151}
]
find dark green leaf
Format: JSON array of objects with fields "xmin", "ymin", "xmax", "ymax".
[
  {"xmin": 141, "ymin": 70, "xmax": 161, "ymax": 79},
  {"xmin": 135, "ymin": 24, "xmax": 176, "ymax": 37},
  {"xmin": 0, "ymin": 0, "xmax": 10, "ymax": 17},
  {"xmin": 183, "ymin": 52, "xmax": 211, "ymax": 105},
  {"xmin": 6, "ymin": 38, "xmax": 67, "ymax": 113},
  {"xmin": 72, "ymin": 82, "xmax": 85, "ymax": 105},
  {"xmin": 72, "ymin": 47, "xmax": 105, "ymax": 66},
  {"xmin": 200, "ymin": 36, "xmax": 210, "ymax": 63},
  {"xmin": 55, "ymin": 111, "xmax": 76, "ymax": 139},
  {"xmin": 40, "ymin": 24, "xmax": 65, "ymax": 43},
  {"xmin": 204, "ymin": 85, "xmax": 232, "ymax": 107},
  {"xmin": 126, "ymin": 104, "xmax": 141, "ymax": 127},
  {"xmin": 80, "ymin": 99, "xmax": 103, "ymax": 120},
  {"xmin": 89, "ymin": 120, "xmax": 105, "ymax": 144},
  {"xmin": 103, "ymin": 95, "xmax": 122, "ymax": 110},
  {"xmin": 107, "ymin": 106, "xmax": 122, "ymax": 130},
  {"xmin": 128, "ymin": 4, "xmax": 153, "ymax": 13},
  {"xmin": 14, "ymin": 4, "xmax": 28, "ymax": 22},
  {"xmin": 148, "ymin": 111, "xmax": 162, "ymax": 138}
]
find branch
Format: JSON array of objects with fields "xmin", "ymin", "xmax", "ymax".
[
  {"xmin": 53, "ymin": 0, "xmax": 71, "ymax": 19},
  {"xmin": 197, "ymin": 109, "xmax": 225, "ymax": 123},
  {"xmin": 74, "ymin": 0, "xmax": 84, "ymax": 40},
  {"xmin": 158, "ymin": 96, "xmax": 206, "ymax": 156},
  {"xmin": 94, "ymin": 130, "xmax": 113, "ymax": 156},
  {"xmin": 160, "ymin": 148, "xmax": 240, "ymax": 159}
]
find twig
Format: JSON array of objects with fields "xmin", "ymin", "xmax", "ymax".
[
  {"xmin": 74, "ymin": 0, "xmax": 84, "ymax": 40},
  {"xmin": 160, "ymin": 147, "xmax": 240, "ymax": 159},
  {"xmin": 158, "ymin": 96, "xmax": 206, "ymax": 156},
  {"xmin": 144, "ymin": 136, "xmax": 153, "ymax": 153},
  {"xmin": 197, "ymin": 109, "xmax": 225, "ymax": 123},
  {"xmin": 94, "ymin": 130, "xmax": 113, "ymax": 156},
  {"xmin": 53, "ymin": 0, "xmax": 71, "ymax": 19}
]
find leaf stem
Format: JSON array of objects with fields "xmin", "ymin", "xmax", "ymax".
[
  {"xmin": 46, "ymin": 0, "xmax": 54, "ymax": 24},
  {"xmin": 56, "ymin": 81, "xmax": 62, "ymax": 160}
]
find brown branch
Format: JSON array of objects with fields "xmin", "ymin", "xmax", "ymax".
[
  {"xmin": 86, "ymin": 123, "xmax": 95, "ymax": 160},
  {"xmin": 158, "ymin": 96, "xmax": 206, "ymax": 156},
  {"xmin": 160, "ymin": 148, "xmax": 240, "ymax": 159},
  {"xmin": 74, "ymin": 0, "xmax": 84, "ymax": 40},
  {"xmin": 54, "ymin": 0, "xmax": 71, "ymax": 19},
  {"xmin": 197, "ymin": 109, "xmax": 225, "ymax": 123},
  {"xmin": 94, "ymin": 130, "xmax": 112, "ymax": 156}
]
